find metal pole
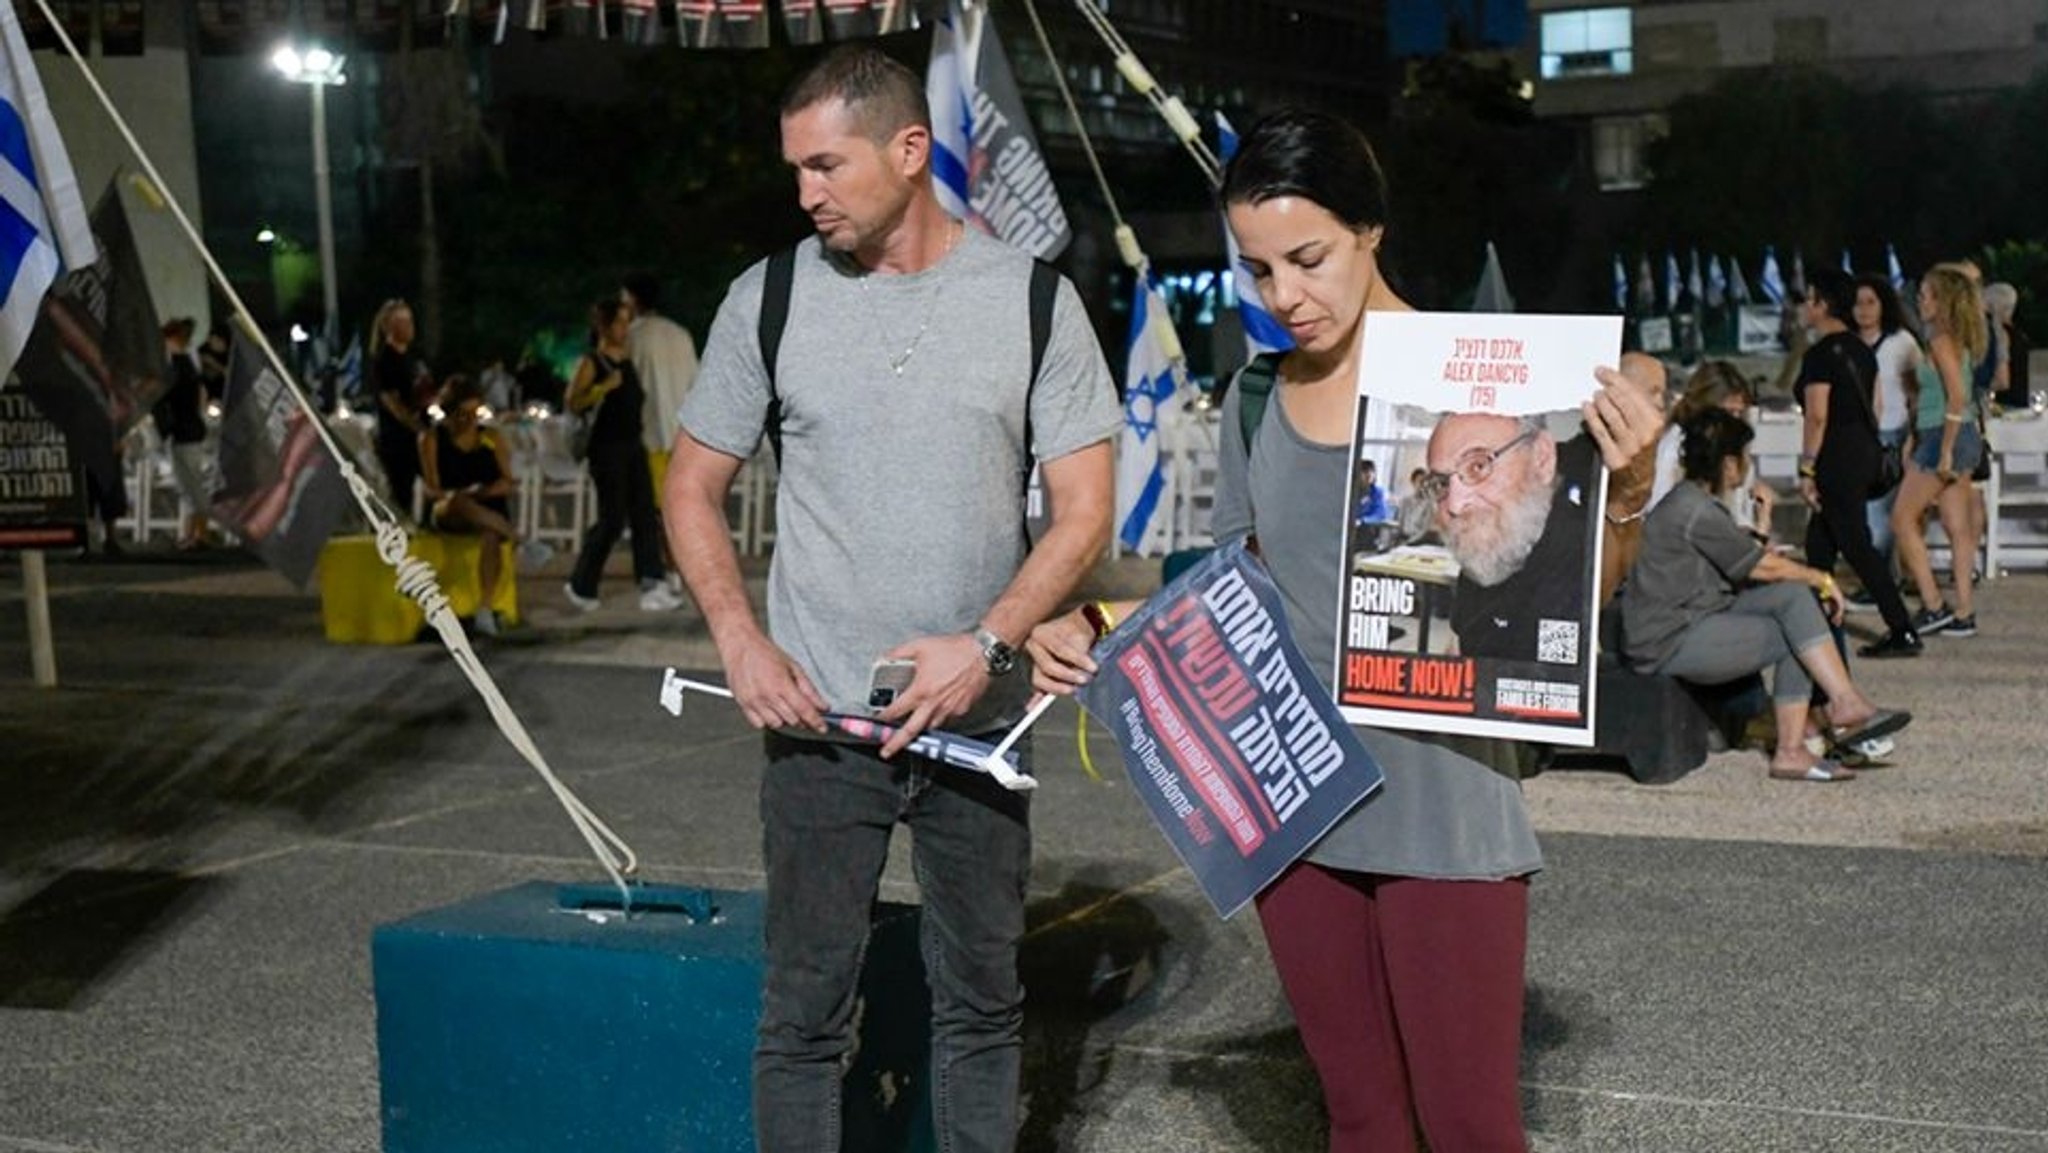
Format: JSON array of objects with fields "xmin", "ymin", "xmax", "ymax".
[
  {"xmin": 311, "ymin": 79, "xmax": 339, "ymax": 350},
  {"xmin": 23, "ymin": 549, "xmax": 57, "ymax": 687}
]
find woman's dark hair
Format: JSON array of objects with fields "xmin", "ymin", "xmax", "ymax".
[
  {"xmin": 1679, "ymin": 408, "xmax": 1755, "ymax": 487},
  {"xmin": 589, "ymin": 297, "xmax": 630, "ymax": 346},
  {"xmin": 1853, "ymin": 273, "xmax": 1909, "ymax": 336},
  {"xmin": 439, "ymin": 373, "xmax": 482, "ymax": 408},
  {"xmin": 1219, "ymin": 108, "xmax": 1389, "ymax": 232},
  {"xmin": 1807, "ymin": 267, "xmax": 1857, "ymax": 323}
]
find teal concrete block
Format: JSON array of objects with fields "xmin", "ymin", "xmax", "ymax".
[{"xmin": 373, "ymin": 882, "xmax": 929, "ymax": 1152}]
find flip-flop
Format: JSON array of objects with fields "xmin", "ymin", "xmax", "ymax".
[
  {"xmin": 1830, "ymin": 709, "xmax": 1912, "ymax": 754},
  {"xmin": 1770, "ymin": 759, "xmax": 1855, "ymax": 782}
]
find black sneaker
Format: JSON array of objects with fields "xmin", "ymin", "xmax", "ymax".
[
  {"xmin": 1842, "ymin": 589, "xmax": 1879, "ymax": 614},
  {"xmin": 1944, "ymin": 614, "xmax": 1977, "ymax": 638},
  {"xmin": 1911, "ymin": 605, "xmax": 1955, "ymax": 635},
  {"xmin": 1858, "ymin": 630, "xmax": 1924, "ymax": 659}
]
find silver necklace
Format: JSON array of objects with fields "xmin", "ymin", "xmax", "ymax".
[{"xmin": 862, "ymin": 223, "xmax": 960, "ymax": 376}]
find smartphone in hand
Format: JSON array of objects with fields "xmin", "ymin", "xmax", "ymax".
[{"xmin": 867, "ymin": 659, "xmax": 917, "ymax": 713}]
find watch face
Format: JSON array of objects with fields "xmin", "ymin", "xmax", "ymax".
[{"xmin": 976, "ymin": 629, "xmax": 1016, "ymax": 676}]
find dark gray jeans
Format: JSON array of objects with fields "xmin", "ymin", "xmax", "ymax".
[
  {"xmin": 1656, "ymin": 583, "xmax": 1831, "ymax": 704},
  {"xmin": 755, "ymin": 730, "xmax": 1031, "ymax": 1153}
]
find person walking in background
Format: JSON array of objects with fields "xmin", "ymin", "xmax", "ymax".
[
  {"xmin": 623, "ymin": 272, "xmax": 700, "ymax": 456},
  {"xmin": 663, "ymin": 46, "xmax": 1118, "ymax": 1152},
  {"xmin": 369, "ymin": 299, "xmax": 429, "ymax": 517},
  {"xmin": 420, "ymin": 375, "xmax": 551, "ymax": 637},
  {"xmin": 1849, "ymin": 274, "xmax": 1919, "ymax": 588},
  {"xmin": 563, "ymin": 298, "xmax": 680, "ymax": 613},
  {"xmin": 1893, "ymin": 263, "xmax": 1989, "ymax": 639},
  {"xmin": 153, "ymin": 318, "xmax": 213, "ymax": 550},
  {"xmin": 1795, "ymin": 269, "xmax": 1920, "ymax": 658},
  {"xmin": 623, "ymin": 271, "xmax": 700, "ymax": 595},
  {"xmin": 1026, "ymin": 109, "xmax": 1661, "ymax": 1153}
]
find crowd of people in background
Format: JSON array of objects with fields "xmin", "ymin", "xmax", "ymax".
[{"xmin": 1613, "ymin": 254, "xmax": 2024, "ymax": 781}]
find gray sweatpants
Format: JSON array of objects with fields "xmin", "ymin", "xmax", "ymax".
[{"xmin": 1656, "ymin": 583, "xmax": 1832, "ymax": 705}]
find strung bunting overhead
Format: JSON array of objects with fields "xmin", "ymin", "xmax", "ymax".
[{"xmin": 780, "ymin": 0, "xmax": 912, "ymax": 47}]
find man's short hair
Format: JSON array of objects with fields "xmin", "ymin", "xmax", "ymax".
[
  {"xmin": 781, "ymin": 44, "xmax": 930, "ymax": 142},
  {"xmin": 1807, "ymin": 267, "xmax": 1856, "ymax": 322}
]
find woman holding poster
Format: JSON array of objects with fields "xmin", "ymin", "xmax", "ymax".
[{"xmin": 1027, "ymin": 111, "xmax": 1663, "ymax": 1151}]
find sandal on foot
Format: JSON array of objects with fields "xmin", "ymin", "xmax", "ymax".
[
  {"xmin": 1770, "ymin": 759, "xmax": 1855, "ymax": 783},
  {"xmin": 1830, "ymin": 709, "xmax": 1912, "ymax": 754}
]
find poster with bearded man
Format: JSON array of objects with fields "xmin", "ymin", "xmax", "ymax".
[{"xmin": 1334, "ymin": 311, "xmax": 1623, "ymax": 745}]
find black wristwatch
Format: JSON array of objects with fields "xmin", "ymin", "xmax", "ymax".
[{"xmin": 972, "ymin": 626, "xmax": 1017, "ymax": 677}]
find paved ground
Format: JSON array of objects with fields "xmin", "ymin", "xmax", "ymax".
[{"xmin": 1, "ymin": 544, "xmax": 2045, "ymax": 1152}]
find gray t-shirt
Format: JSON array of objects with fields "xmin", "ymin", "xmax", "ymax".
[
  {"xmin": 1212, "ymin": 375, "xmax": 1543, "ymax": 881},
  {"xmin": 1620, "ymin": 481, "xmax": 1764, "ymax": 673},
  {"xmin": 681, "ymin": 231, "xmax": 1121, "ymax": 733}
]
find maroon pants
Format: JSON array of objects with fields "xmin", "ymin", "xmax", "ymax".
[{"xmin": 1255, "ymin": 863, "xmax": 1530, "ymax": 1153}]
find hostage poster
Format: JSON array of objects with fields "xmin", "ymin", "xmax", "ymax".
[
  {"xmin": 1077, "ymin": 541, "xmax": 1382, "ymax": 918},
  {"xmin": 1335, "ymin": 312, "xmax": 1621, "ymax": 746}
]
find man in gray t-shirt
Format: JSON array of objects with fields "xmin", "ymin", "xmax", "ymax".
[{"xmin": 661, "ymin": 46, "xmax": 1118, "ymax": 1153}]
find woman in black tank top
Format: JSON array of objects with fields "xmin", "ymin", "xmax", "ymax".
[{"xmin": 421, "ymin": 375, "xmax": 550, "ymax": 635}]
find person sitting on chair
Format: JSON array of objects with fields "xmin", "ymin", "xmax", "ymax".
[{"xmin": 420, "ymin": 375, "xmax": 550, "ymax": 636}]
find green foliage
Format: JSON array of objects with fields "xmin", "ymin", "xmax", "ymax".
[
  {"xmin": 1641, "ymin": 65, "xmax": 2048, "ymax": 299},
  {"xmin": 1979, "ymin": 240, "xmax": 2048, "ymax": 341}
]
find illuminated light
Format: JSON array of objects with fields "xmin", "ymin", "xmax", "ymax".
[
  {"xmin": 290, "ymin": 324, "xmax": 310, "ymax": 343},
  {"xmin": 270, "ymin": 45, "xmax": 301, "ymax": 78},
  {"xmin": 304, "ymin": 47, "xmax": 334, "ymax": 75},
  {"xmin": 256, "ymin": 227, "xmax": 277, "ymax": 244}
]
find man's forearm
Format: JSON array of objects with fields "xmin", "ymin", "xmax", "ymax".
[
  {"xmin": 977, "ymin": 509, "xmax": 1111, "ymax": 646},
  {"xmin": 665, "ymin": 492, "xmax": 761, "ymax": 657}
]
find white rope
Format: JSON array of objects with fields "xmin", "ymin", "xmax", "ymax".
[
  {"xmin": 1054, "ymin": 0, "xmax": 1222, "ymax": 190},
  {"xmin": 31, "ymin": 0, "xmax": 640, "ymax": 906}
]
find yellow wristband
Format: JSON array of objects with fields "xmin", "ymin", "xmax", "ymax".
[{"xmin": 1082, "ymin": 600, "xmax": 1119, "ymax": 640}]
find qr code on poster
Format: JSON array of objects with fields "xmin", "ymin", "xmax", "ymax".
[{"xmin": 1537, "ymin": 619, "xmax": 1579, "ymax": 665}]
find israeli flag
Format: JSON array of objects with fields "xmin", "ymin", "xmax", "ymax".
[
  {"xmin": 1841, "ymin": 248, "xmax": 1854, "ymax": 274},
  {"xmin": 1727, "ymin": 254, "xmax": 1752, "ymax": 305},
  {"xmin": 1215, "ymin": 112, "xmax": 1292, "ymax": 356},
  {"xmin": 926, "ymin": 0, "xmax": 1069, "ymax": 258},
  {"xmin": 1611, "ymin": 252, "xmax": 1627, "ymax": 312},
  {"xmin": 1115, "ymin": 277, "xmax": 1182, "ymax": 554},
  {"xmin": 0, "ymin": 4, "xmax": 95, "ymax": 377},
  {"xmin": 1760, "ymin": 247, "xmax": 1786, "ymax": 306},
  {"xmin": 1686, "ymin": 249, "xmax": 1704, "ymax": 311},
  {"xmin": 1886, "ymin": 243, "xmax": 1905, "ymax": 291},
  {"xmin": 1706, "ymin": 255, "xmax": 1727, "ymax": 310},
  {"xmin": 1664, "ymin": 252, "xmax": 1681, "ymax": 312}
]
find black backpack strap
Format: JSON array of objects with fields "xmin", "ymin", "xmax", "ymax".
[
  {"xmin": 757, "ymin": 244, "xmax": 798, "ymax": 464},
  {"xmin": 1022, "ymin": 259, "xmax": 1059, "ymax": 472},
  {"xmin": 1235, "ymin": 351, "xmax": 1285, "ymax": 449}
]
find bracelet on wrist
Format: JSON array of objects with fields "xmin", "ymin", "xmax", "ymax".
[
  {"xmin": 1604, "ymin": 501, "xmax": 1650, "ymax": 526},
  {"xmin": 1081, "ymin": 600, "xmax": 1118, "ymax": 640},
  {"xmin": 1943, "ymin": 413, "xmax": 1966, "ymax": 424}
]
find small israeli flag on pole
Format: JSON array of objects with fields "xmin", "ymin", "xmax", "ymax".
[
  {"xmin": 1114, "ymin": 276, "xmax": 1183, "ymax": 554},
  {"xmin": 1216, "ymin": 112, "xmax": 1292, "ymax": 356},
  {"xmin": 0, "ymin": 2, "xmax": 96, "ymax": 375},
  {"xmin": 1759, "ymin": 247, "xmax": 1786, "ymax": 306}
]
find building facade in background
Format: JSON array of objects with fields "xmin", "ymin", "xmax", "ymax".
[{"xmin": 1527, "ymin": 0, "xmax": 2048, "ymax": 190}]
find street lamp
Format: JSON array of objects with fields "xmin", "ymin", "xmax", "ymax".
[{"xmin": 271, "ymin": 43, "xmax": 347, "ymax": 351}]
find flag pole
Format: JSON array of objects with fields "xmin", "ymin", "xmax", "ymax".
[
  {"xmin": 27, "ymin": 0, "xmax": 643, "ymax": 906},
  {"xmin": 21, "ymin": 550, "xmax": 56, "ymax": 686}
]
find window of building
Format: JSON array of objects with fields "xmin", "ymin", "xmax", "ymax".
[
  {"xmin": 1592, "ymin": 114, "xmax": 1664, "ymax": 191},
  {"xmin": 1541, "ymin": 7, "xmax": 1633, "ymax": 80}
]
